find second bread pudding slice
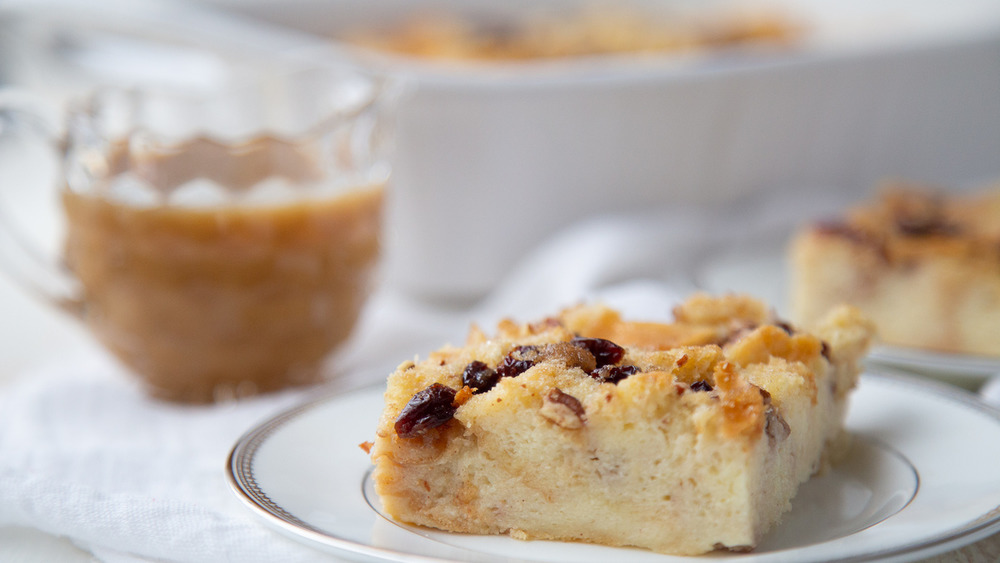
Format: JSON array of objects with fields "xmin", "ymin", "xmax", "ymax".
[
  {"xmin": 790, "ymin": 183, "xmax": 1000, "ymax": 357},
  {"xmin": 369, "ymin": 293, "xmax": 873, "ymax": 555}
]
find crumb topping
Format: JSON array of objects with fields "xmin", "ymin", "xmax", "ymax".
[
  {"xmin": 453, "ymin": 385, "xmax": 474, "ymax": 406},
  {"xmin": 811, "ymin": 183, "xmax": 1000, "ymax": 267},
  {"xmin": 713, "ymin": 361, "xmax": 766, "ymax": 439},
  {"xmin": 381, "ymin": 294, "xmax": 868, "ymax": 445}
]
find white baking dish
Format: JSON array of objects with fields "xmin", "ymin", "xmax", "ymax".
[{"xmin": 13, "ymin": 0, "xmax": 1000, "ymax": 302}]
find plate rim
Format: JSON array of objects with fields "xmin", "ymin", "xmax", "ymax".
[
  {"xmin": 227, "ymin": 371, "xmax": 1000, "ymax": 563},
  {"xmin": 869, "ymin": 345, "xmax": 1000, "ymax": 376}
]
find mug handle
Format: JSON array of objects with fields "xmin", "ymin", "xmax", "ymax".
[{"xmin": 0, "ymin": 91, "xmax": 83, "ymax": 316}]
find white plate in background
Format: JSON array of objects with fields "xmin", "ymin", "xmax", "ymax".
[
  {"xmin": 866, "ymin": 346, "xmax": 1000, "ymax": 383},
  {"xmin": 228, "ymin": 373, "xmax": 1000, "ymax": 562}
]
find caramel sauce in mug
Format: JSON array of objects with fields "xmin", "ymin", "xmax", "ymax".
[{"xmin": 61, "ymin": 136, "xmax": 384, "ymax": 402}]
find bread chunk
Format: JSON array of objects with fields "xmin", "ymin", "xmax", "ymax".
[
  {"xmin": 790, "ymin": 182, "xmax": 1000, "ymax": 357},
  {"xmin": 370, "ymin": 294, "xmax": 873, "ymax": 555}
]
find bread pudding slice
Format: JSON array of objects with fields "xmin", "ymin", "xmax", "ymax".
[
  {"xmin": 790, "ymin": 182, "xmax": 1000, "ymax": 357},
  {"xmin": 369, "ymin": 294, "xmax": 873, "ymax": 555}
]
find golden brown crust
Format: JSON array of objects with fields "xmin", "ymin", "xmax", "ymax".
[
  {"xmin": 342, "ymin": 7, "xmax": 799, "ymax": 62},
  {"xmin": 713, "ymin": 361, "xmax": 766, "ymax": 439},
  {"xmin": 812, "ymin": 182, "xmax": 1000, "ymax": 268}
]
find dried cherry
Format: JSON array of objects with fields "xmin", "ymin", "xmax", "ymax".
[
  {"xmin": 462, "ymin": 361, "xmax": 499, "ymax": 393},
  {"xmin": 571, "ymin": 337, "xmax": 625, "ymax": 368},
  {"xmin": 690, "ymin": 380, "xmax": 713, "ymax": 392},
  {"xmin": 394, "ymin": 383, "xmax": 457, "ymax": 438},
  {"xmin": 497, "ymin": 346, "xmax": 539, "ymax": 378},
  {"xmin": 591, "ymin": 364, "xmax": 641, "ymax": 384}
]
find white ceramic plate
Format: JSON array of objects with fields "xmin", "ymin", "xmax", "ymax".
[
  {"xmin": 228, "ymin": 372, "xmax": 1000, "ymax": 563},
  {"xmin": 866, "ymin": 346, "xmax": 1000, "ymax": 383},
  {"xmin": 693, "ymin": 234, "xmax": 1000, "ymax": 386}
]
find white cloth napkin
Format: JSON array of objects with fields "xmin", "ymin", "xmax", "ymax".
[{"xmin": 0, "ymin": 354, "xmax": 329, "ymax": 563}]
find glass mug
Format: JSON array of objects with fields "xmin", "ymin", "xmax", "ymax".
[{"xmin": 0, "ymin": 63, "xmax": 395, "ymax": 402}]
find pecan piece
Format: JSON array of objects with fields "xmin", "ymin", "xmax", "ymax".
[
  {"xmin": 499, "ymin": 342, "xmax": 598, "ymax": 378},
  {"xmin": 760, "ymin": 388, "xmax": 790, "ymax": 443},
  {"xmin": 540, "ymin": 388, "xmax": 587, "ymax": 429}
]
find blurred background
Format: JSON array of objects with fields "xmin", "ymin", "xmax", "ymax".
[
  {"xmin": 4, "ymin": 0, "xmax": 1000, "ymax": 301},
  {"xmin": 2, "ymin": 0, "xmax": 999, "ymax": 364},
  {"xmin": 1, "ymin": 0, "xmax": 999, "ymax": 559}
]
